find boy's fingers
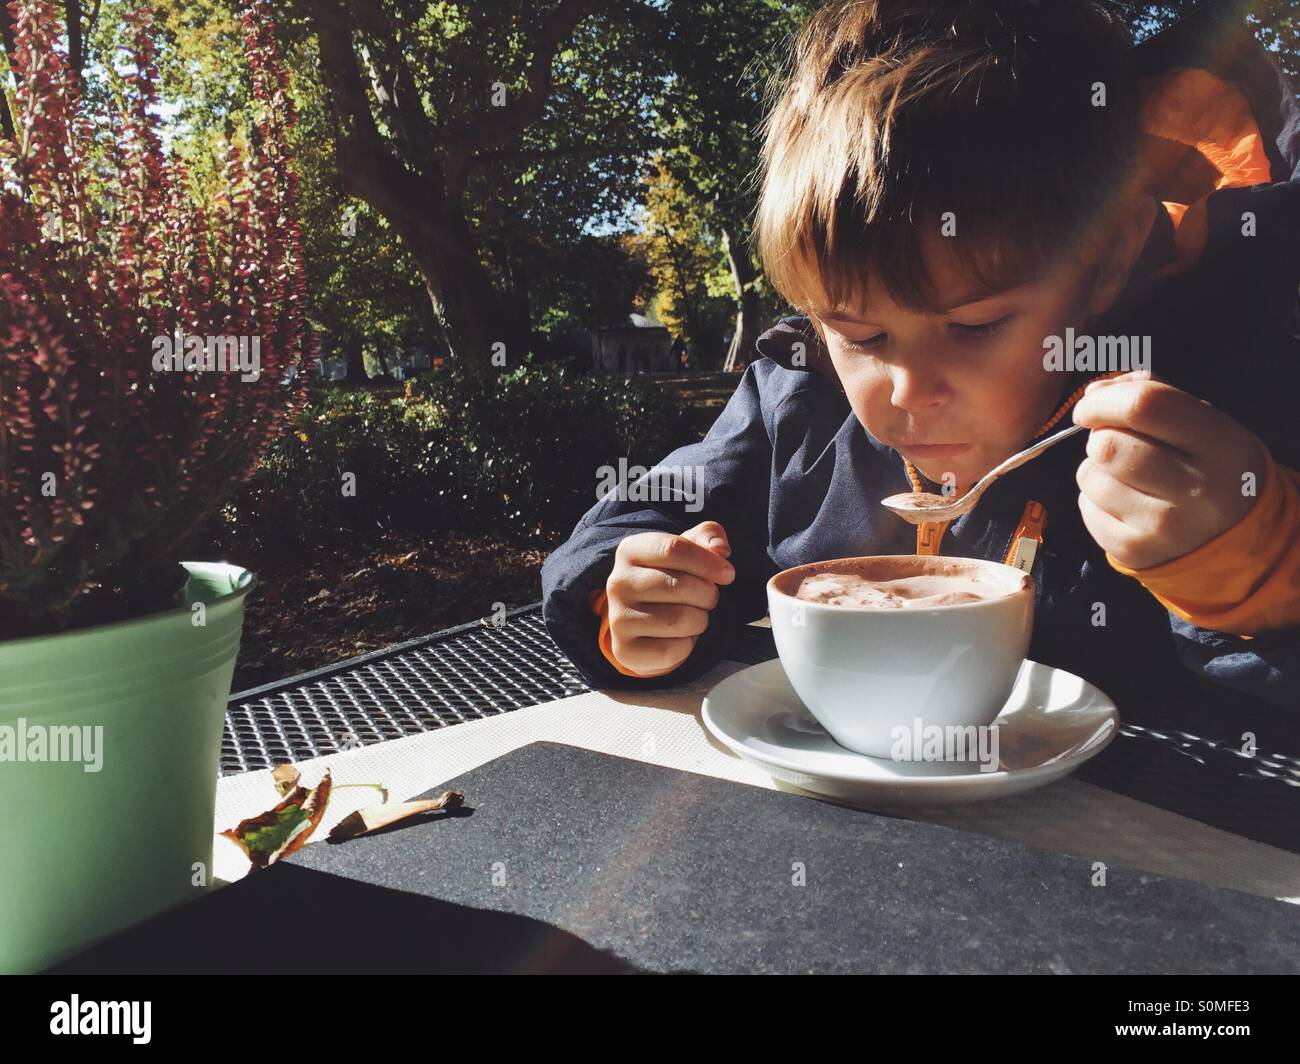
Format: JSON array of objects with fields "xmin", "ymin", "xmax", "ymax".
[
  {"xmin": 1075, "ymin": 458, "xmax": 1170, "ymax": 524},
  {"xmin": 1081, "ymin": 427, "xmax": 1202, "ymax": 498},
  {"xmin": 1072, "ymin": 379, "xmax": 1208, "ymax": 456},
  {"xmin": 681, "ymin": 520, "xmax": 731, "ymax": 556},
  {"xmin": 609, "ymin": 633, "xmax": 697, "ymax": 677},
  {"xmin": 615, "ymin": 566, "xmax": 722, "ymax": 611},
  {"xmin": 610, "ymin": 601, "xmax": 712, "ymax": 640},
  {"xmin": 620, "ymin": 530, "xmax": 735, "ymax": 584},
  {"xmin": 1083, "ymin": 368, "xmax": 1163, "ymax": 393}
]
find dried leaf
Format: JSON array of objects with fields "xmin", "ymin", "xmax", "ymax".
[
  {"xmin": 271, "ymin": 762, "xmax": 300, "ymax": 797},
  {"xmin": 221, "ymin": 771, "xmax": 333, "ymax": 871},
  {"xmin": 328, "ymin": 790, "xmax": 463, "ymax": 841}
]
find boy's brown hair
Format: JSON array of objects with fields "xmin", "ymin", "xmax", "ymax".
[{"xmin": 753, "ymin": 0, "xmax": 1140, "ymax": 322}]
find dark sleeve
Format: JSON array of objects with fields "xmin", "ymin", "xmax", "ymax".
[
  {"xmin": 540, "ymin": 361, "xmax": 778, "ymax": 690},
  {"xmin": 1167, "ymin": 616, "xmax": 1300, "ymax": 709}
]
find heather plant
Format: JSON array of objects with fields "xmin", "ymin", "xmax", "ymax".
[{"xmin": 0, "ymin": 0, "xmax": 314, "ymax": 637}]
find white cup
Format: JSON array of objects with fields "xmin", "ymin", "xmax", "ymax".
[{"xmin": 767, "ymin": 555, "xmax": 1034, "ymax": 759}]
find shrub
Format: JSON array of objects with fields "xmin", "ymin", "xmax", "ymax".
[
  {"xmin": 224, "ymin": 357, "xmax": 695, "ymax": 550},
  {"xmin": 430, "ymin": 358, "xmax": 696, "ymax": 539}
]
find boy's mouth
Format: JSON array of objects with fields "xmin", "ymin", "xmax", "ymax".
[{"xmin": 899, "ymin": 442, "xmax": 971, "ymax": 458}]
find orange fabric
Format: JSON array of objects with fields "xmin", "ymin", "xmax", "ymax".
[
  {"xmin": 587, "ymin": 586, "xmax": 681, "ymax": 678},
  {"xmin": 1135, "ymin": 67, "xmax": 1274, "ymax": 278},
  {"xmin": 1106, "ymin": 450, "xmax": 1300, "ymax": 636}
]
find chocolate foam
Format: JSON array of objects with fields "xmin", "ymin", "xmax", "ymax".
[{"xmin": 771, "ymin": 555, "xmax": 1030, "ymax": 609}]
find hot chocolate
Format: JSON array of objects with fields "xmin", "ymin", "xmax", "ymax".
[
  {"xmin": 795, "ymin": 570, "xmax": 1003, "ymax": 608},
  {"xmin": 785, "ymin": 557, "xmax": 1025, "ymax": 609}
]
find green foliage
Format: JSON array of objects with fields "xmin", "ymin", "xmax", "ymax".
[
  {"xmin": 228, "ymin": 389, "xmax": 442, "ymax": 547},
  {"xmin": 432, "ymin": 357, "xmax": 696, "ymax": 537},
  {"xmin": 532, "ymin": 230, "xmax": 655, "ymax": 334},
  {"xmin": 139, "ymin": 0, "xmax": 438, "ymax": 365},
  {"xmin": 226, "ymin": 359, "xmax": 695, "ymax": 549}
]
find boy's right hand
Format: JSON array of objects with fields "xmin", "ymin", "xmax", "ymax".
[{"xmin": 605, "ymin": 520, "xmax": 737, "ymax": 677}]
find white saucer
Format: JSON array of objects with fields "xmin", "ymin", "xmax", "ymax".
[{"xmin": 701, "ymin": 658, "xmax": 1118, "ymax": 807}]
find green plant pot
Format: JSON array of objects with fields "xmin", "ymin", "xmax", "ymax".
[{"xmin": 0, "ymin": 562, "xmax": 255, "ymax": 973}]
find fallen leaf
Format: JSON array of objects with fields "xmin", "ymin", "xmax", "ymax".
[
  {"xmin": 271, "ymin": 762, "xmax": 300, "ymax": 797},
  {"xmin": 221, "ymin": 771, "xmax": 333, "ymax": 871},
  {"xmin": 328, "ymin": 790, "xmax": 464, "ymax": 841}
]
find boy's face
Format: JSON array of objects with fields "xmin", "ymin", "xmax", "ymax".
[{"xmin": 812, "ymin": 231, "xmax": 1101, "ymax": 490}]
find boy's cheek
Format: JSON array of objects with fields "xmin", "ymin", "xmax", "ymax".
[{"xmin": 841, "ymin": 381, "xmax": 891, "ymax": 437}]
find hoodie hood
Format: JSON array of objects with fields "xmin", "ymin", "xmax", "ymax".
[
  {"xmin": 1133, "ymin": 0, "xmax": 1300, "ymax": 278},
  {"xmin": 753, "ymin": 314, "xmax": 840, "ymax": 386},
  {"xmin": 755, "ymin": 0, "xmax": 1300, "ymax": 377}
]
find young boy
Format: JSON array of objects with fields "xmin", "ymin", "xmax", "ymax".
[{"xmin": 541, "ymin": 0, "xmax": 1300, "ymax": 721}]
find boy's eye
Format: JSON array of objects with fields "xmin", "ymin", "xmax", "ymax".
[
  {"xmin": 843, "ymin": 333, "xmax": 886, "ymax": 352},
  {"xmin": 950, "ymin": 313, "xmax": 1015, "ymax": 338},
  {"xmin": 840, "ymin": 313, "xmax": 1015, "ymax": 352}
]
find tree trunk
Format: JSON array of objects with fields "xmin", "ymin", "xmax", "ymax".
[
  {"xmin": 375, "ymin": 348, "xmax": 399, "ymax": 380},
  {"xmin": 339, "ymin": 345, "xmax": 369, "ymax": 385},
  {"xmin": 306, "ymin": 0, "xmax": 591, "ymax": 380},
  {"xmin": 720, "ymin": 223, "xmax": 759, "ymax": 372},
  {"xmin": 666, "ymin": 250, "xmax": 706, "ymax": 369},
  {"xmin": 408, "ymin": 216, "xmax": 529, "ymax": 380},
  {"xmin": 510, "ymin": 257, "xmax": 533, "ymax": 361}
]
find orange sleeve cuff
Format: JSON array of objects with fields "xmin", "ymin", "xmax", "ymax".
[
  {"xmin": 586, "ymin": 587, "xmax": 680, "ymax": 679},
  {"xmin": 1106, "ymin": 449, "xmax": 1300, "ymax": 635}
]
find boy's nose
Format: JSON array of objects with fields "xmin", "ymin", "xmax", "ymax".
[{"xmin": 887, "ymin": 367, "xmax": 949, "ymax": 413}]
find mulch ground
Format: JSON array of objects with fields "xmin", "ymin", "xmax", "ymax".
[{"xmin": 227, "ymin": 530, "xmax": 552, "ymax": 692}]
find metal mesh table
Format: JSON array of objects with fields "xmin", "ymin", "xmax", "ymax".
[
  {"xmin": 222, "ymin": 602, "xmax": 776, "ymax": 775},
  {"xmin": 222, "ymin": 603, "xmax": 1300, "ymax": 857}
]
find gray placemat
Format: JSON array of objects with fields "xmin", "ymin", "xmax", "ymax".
[{"xmin": 54, "ymin": 741, "xmax": 1300, "ymax": 973}]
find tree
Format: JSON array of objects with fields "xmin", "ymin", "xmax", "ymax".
[
  {"xmin": 529, "ymin": 229, "xmax": 654, "ymax": 334},
  {"xmin": 294, "ymin": 0, "xmax": 670, "ymax": 379},
  {"xmin": 1122, "ymin": 1, "xmax": 1298, "ymax": 78},
  {"xmin": 629, "ymin": 154, "xmax": 732, "ymax": 365},
  {"xmin": 646, "ymin": 0, "xmax": 819, "ymax": 370}
]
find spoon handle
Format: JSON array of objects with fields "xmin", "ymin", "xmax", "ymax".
[{"xmin": 976, "ymin": 423, "xmax": 1086, "ymax": 491}]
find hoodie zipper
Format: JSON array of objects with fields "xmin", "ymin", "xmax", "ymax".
[{"xmin": 1004, "ymin": 500, "xmax": 1048, "ymax": 572}]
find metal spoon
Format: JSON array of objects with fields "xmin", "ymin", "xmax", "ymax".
[{"xmin": 881, "ymin": 423, "xmax": 1086, "ymax": 525}]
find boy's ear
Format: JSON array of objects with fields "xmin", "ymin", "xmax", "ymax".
[{"xmin": 1087, "ymin": 194, "xmax": 1159, "ymax": 316}]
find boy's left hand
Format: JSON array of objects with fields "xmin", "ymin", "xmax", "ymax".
[{"xmin": 1071, "ymin": 371, "xmax": 1268, "ymax": 570}]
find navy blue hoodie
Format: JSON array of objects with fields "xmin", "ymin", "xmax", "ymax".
[{"xmin": 541, "ymin": 1, "xmax": 1300, "ymax": 726}]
